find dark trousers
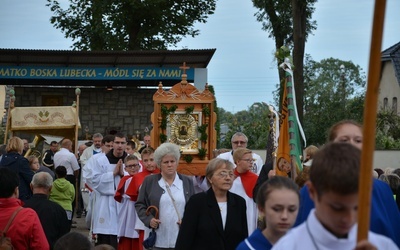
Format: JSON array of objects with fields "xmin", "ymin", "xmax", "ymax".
[
  {"xmin": 65, "ymin": 175, "xmax": 77, "ymax": 221},
  {"xmin": 76, "ymin": 169, "xmax": 84, "ymax": 216},
  {"xmin": 96, "ymin": 234, "xmax": 118, "ymax": 249}
]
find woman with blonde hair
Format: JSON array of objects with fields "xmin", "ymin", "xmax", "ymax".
[{"xmin": 0, "ymin": 136, "xmax": 33, "ymax": 201}]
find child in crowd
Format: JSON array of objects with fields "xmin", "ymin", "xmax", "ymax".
[
  {"xmin": 236, "ymin": 176, "xmax": 299, "ymax": 250},
  {"xmin": 114, "ymin": 154, "xmax": 141, "ymax": 249},
  {"xmin": 126, "ymin": 147, "xmax": 160, "ymax": 248},
  {"xmin": 302, "ymin": 145, "xmax": 318, "ymax": 165},
  {"xmin": 50, "ymin": 166, "xmax": 75, "ymax": 224},
  {"xmin": 272, "ymin": 143, "xmax": 398, "ymax": 249},
  {"xmin": 125, "ymin": 140, "xmax": 142, "ymax": 160},
  {"xmin": 28, "ymin": 155, "xmax": 40, "ymax": 173}
]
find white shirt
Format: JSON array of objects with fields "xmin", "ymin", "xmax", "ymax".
[
  {"xmin": 54, "ymin": 148, "xmax": 80, "ymax": 175},
  {"xmin": 80, "ymin": 144, "xmax": 101, "ymax": 168},
  {"xmin": 156, "ymin": 175, "xmax": 185, "ymax": 248},
  {"xmin": 272, "ymin": 209, "xmax": 398, "ymax": 250},
  {"xmin": 83, "ymin": 152, "xmax": 105, "ymax": 189},
  {"xmin": 116, "ymin": 177, "xmax": 139, "ymax": 239},
  {"xmin": 230, "ymin": 176, "xmax": 258, "ymax": 235}
]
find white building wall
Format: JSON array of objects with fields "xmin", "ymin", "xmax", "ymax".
[{"xmin": 378, "ymin": 61, "xmax": 400, "ymax": 113}]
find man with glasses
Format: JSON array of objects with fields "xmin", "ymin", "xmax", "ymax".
[
  {"xmin": 89, "ymin": 132, "xmax": 128, "ymax": 248},
  {"xmin": 217, "ymin": 132, "xmax": 264, "ymax": 175}
]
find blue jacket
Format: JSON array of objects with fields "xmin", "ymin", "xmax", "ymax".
[
  {"xmin": 295, "ymin": 179, "xmax": 400, "ymax": 247},
  {"xmin": 0, "ymin": 152, "xmax": 34, "ymax": 201}
]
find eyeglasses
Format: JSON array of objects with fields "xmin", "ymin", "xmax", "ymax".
[
  {"xmin": 232, "ymin": 141, "xmax": 247, "ymax": 145},
  {"xmin": 125, "ymin": 164, "xmax": 140, "ymax": 168},
  {"xmin": 241, "ymin": 159, "xmax": 254, "ymax": 163},
  {"xmin": 216, "ymin": 171, "xmax": 234, "ymax": 178}
]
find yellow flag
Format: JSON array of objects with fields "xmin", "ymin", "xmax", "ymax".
[{"xmin": 275, "ymin": 82, "xmax": 291, "ymax": 177}]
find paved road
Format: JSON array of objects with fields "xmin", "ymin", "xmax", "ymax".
[{"xmin": 71, "ymin": 215, "xmax": 91, "ymax": 236}]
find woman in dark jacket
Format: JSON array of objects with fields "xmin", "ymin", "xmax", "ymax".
[
  {"xmin": 175, "ymin": 158, "xmax": 248, "ymax": 250},
  {"xmin": 0, "ymin": 136, "xmax": 34, "ymax": 201}
]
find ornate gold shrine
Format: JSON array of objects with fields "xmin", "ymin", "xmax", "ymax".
[{"xmin": 151, "ymin": 63, "xmax": 217, "ymax": 176}]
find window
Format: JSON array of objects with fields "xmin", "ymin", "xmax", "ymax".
[
  {"xmin": 393, "ymin": 97, "xmax": 397, "ymax": 114},
  {"xmin": 384, "ymin": 98, "xmax": 388, "ymax": 110}
]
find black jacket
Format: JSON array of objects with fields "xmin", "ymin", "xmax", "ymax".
[
  {"xmin": 175, "ymin": 188, "xmax": 248, "ymax": 250},
  {"xmin": 24, "ymin": 194, "xmax": 70, "ymax": 249}
]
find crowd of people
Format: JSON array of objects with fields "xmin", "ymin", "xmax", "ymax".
[{"xmin": 1, "ymin": 120, "xmax": 400, "ymax": 250}]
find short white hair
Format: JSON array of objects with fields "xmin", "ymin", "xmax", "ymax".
[
  {"xmin": 154, "ymin": 143, "xmax": 180, "ymax": 167},
  {"xmin": 231, "ymin": 132, "xmax": 248, "ymax": 142}
]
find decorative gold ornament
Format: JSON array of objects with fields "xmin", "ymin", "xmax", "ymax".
[{"xmin": 168, "ymin": 113, "xmax": 198, "ymax": 151}]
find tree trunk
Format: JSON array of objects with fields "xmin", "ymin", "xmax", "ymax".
[
  {"xmin": 90, "ymin": 0, "xmax": 105, "ymax": 50},
  {"xmin": 291, "ymin": 0, "xmax": 306, "ymax": 124}
]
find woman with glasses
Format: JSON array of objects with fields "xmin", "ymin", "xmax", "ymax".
[
  {"xmin": 175, "ymin": 158, "xmax": 248, "ymax": 250},
  {"xmin": 135, "ymin": 142, "xmax": 194, "ymax": 250},
  {"xmin": 230, "ymin": 148, "xmax": 259, "ymax": 236},
  {"xmin": 114, "ymin": 154, "xmax": 141, "ymax": 249}
]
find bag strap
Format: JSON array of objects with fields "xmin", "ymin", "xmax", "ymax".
[
  {"xmin": 164, "ymin": 184, "xmax": 181, "ymax": 221},
  {"xmin": 3, "ymin": 207, "xmax": 23, "ymax": 233}
]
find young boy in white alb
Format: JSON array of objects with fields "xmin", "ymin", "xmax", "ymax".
[{"xmin": 272, "ymin": 143, "xmax": 398, "ymax": 250}]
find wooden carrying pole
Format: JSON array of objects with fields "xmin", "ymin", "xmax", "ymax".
[
  {"xmin": 74, "ymin": 88, "xmax": 80, "ymax": 209},
  {"xmin": 4, "ymin": 90, "xmax": 15, "ymax": 145},
  {"xmin": 357, "ymin": 0, "xmax": 386, "ymax": 243}
]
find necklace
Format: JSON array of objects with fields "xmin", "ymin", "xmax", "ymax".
[{"xmin": 218, "ymin": 202, "xmax": 227, "ymax": 211}]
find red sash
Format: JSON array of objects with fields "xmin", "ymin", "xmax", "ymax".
[
  {"xmin": 114, "ymin": 175, "xmax": 133, "ymax": 203},
  {"xmin": 126, "ymin": 169, "xmax": 160, "ymax": 201},
  {"xmin": 234, "ymin": 169, "xmax": 258, "ymax": 198}
]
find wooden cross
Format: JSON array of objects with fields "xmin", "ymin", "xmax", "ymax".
[{"xmin": 179, "ymin": 62, "xmax": 190, "ymax": 74}]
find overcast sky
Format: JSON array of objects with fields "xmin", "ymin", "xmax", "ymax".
[{"xmin": 1, "ymin": 0, "xmax": 399, "ymax": 113}]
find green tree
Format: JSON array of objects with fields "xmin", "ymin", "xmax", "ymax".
[
  {"xmin": 252, "ymin": 0, "xmax": 317, "ymax": 123},
  {"xmin": 217, "ymin": 107, "xmax": 234, "ymax": 124},
  {"xmin": 376, "ymin": 109, "xmax": 400, "ymax": 149},
  {"xmin": 219, "ymin": 102, "xmax": 270, "ymax": 150},
  {"xmin": 303, "ymin": 57, "xmax": 366, "ymax": 146},
  {"xmin": 208, "ymin": 85, "xmax": 222, "ymax": 148},
  {"xmin": 46, "ymin": 0, "xmax": 216, "ymax": 50},
  {"xmin": 242, "ymin": 102, "xmax": 270, "ymax": 149}
]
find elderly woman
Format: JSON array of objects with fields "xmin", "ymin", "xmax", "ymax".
[
  {"xmin": 135, "ymin": 142, "xmax": 194, "ymax": 250},
  {"xmin": 0, "ymin": 136, "xmax": 34, "ymax": 201},
  {"xmin": 175, "ymin": 158, "xmax": 248, "ymax": 250}
]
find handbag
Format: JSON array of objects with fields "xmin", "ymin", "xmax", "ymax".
[{"xmin": 142, "ymin": 205, "xmax": 159, "ymax": 249}]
